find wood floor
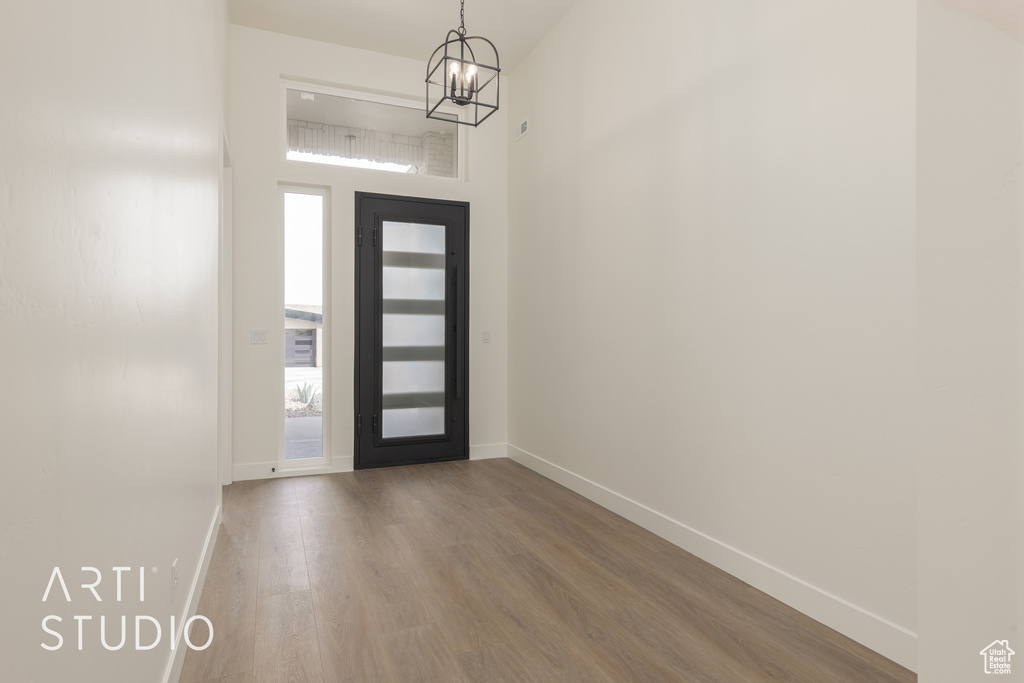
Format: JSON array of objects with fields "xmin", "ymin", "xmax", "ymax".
[{"xmin": 179, "ymin": 459, "xmax": 915, "ymax": 683}]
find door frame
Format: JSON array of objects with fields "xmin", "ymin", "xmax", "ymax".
[{"xmin": 354, "ymin": 192, "xmax": 469, "ymax": 469}]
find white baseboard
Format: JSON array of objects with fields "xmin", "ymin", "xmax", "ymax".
[
  {"xmin": 232, "ymin": 457, "xmax": 355, "ymax": 481},
  {"xmin": 470, "ymin": 443, "xmax": 506, "ymax": 460},
  {"xmin": 506, "ymin": 444, "xmax": 918, "ymax": 672},
  {"xmin": 233, "ymin": 445, "xmax": 501, "ymax": 481},
  {"xmin": 162, "ymin": 504, "xmax": 221, "ymax": 683}
]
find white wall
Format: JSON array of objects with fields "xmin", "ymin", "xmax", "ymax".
[
  {"xmin": 0, "ymin": 0, "xmax": 227, "ymax": 681},
  {"xmin": 230, "ymin": 26, "xmax": 508, "ymax": 479},
  {"xmin": 918, "ymin": 2, "xmax": 1024, "ymax": 680},
  {"xmin": 507, "ymin": 0, "xmax": 917, "ymax": 668}
]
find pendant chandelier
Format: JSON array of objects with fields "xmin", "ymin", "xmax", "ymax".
[{"xmin": 425, "ymin": 0, "xmax": 500, "ymax": 127}]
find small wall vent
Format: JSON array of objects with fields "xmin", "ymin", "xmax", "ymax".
[{"xmin": 514, "ymin": 118, "xmax": 529, "ymax": 142}]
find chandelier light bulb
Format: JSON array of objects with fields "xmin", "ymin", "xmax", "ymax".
[{"xmin": 449, "ymin": 61, "xmax": 460, "ymax": 99}]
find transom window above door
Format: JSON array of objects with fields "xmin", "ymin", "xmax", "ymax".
[{"xmin": 284, "ymin": 86, "xmax": 460, "ymax": 178}]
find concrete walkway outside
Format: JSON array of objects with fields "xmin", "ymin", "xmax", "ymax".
[{"xmin": 285, "ymin": 416, "xmax": 322, "ymax": 460}]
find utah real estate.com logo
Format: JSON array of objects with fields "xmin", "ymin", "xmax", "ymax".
[{"xmin": 980, "ymin": 640, "xmax": 1014, "ymax": 675}]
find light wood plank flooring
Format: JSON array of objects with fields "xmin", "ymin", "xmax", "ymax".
[{"xmin": 180, "ymin": 459, "xmax": 915, "ymax": 683}]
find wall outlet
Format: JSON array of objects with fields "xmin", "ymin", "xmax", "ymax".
[
  {"xmin": 171, "ymin": 559, "xmax": 178, "ymax": 602},
  {"xmin": 251, "ymin": 329, "xmax": 267, "ymax": 344},
  {"xmin": 514, "ymin": 118, "xmax": 529, "ymax": 142}
]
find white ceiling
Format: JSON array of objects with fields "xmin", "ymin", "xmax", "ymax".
[
  {"xmin": 229, "ymin": 0, "xmax": 580, "ymax": 71},
  {"xmin": 935, "ymin": 0, "xmax": 1024, "ymax": 43}
]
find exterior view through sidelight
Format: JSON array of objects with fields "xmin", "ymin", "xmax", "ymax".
[
  {"xmin": 283, "ymin": 188, "xmax": 327, "ymax": 462},
  {"xmin": 354, "ymin": 193, "xmax": 468, "ymax": 468}
]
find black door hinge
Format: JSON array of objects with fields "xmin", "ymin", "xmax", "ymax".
[
  {"xmin": 357, "ymin": 413, "xmax": 362, "ymax": 435},
  {"xmin": 372, "ymin": 414, "xmax": 377, "ymax": 434},
  {"xmin": 357, "ymin": 225, "xmax": 363, "ymax": 247},
  {"xmin": 373, "ymin": 225, "xmax": 378, "ymax": 246}
]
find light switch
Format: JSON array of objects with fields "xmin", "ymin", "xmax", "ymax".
[
  {"xmin": 251, "ymin": 329, "xmax": 268, "ymax": 344},
  {"xmin": 482, "ymin": 331, "xmax": 491, "ymax": 343}
]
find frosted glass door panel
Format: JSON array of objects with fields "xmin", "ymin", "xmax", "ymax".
[
  {"xmin": 381, "ymin": 408, "xmax": 445, "ymax": 438},
  {"xmin": 382, "ymin": 314, "xmax": 445, "ymax": 347},
  {"xmin": 382, "ymin": 222, "xmax": 446, "ymax": 254},
  {"xmin": 382, "ymin": 361, "xmax": 445, "ymax": 394},
  {"xmin": 382, "ymin": 267, "xmax": 446, "ymax": 300},
  {"xmin": 380, "ymin": 220, "xmax": 447, "ymax": 440}
]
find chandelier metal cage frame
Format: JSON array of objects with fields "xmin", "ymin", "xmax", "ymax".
[{"xmin": 425, "ymin": 1, "xmax": 500, "ymax": 127}]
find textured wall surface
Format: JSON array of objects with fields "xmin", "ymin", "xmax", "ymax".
[
  {"xmin": 508, "ymin": 0, "xmax": 917, "ymax": 667},
  {"xmin": 0, "ymin": 1, "xmax": 227, "ymax": 680},
  {"xmin": 918, "ymin": 2, "xmax": 1024, "ymax": 680}
]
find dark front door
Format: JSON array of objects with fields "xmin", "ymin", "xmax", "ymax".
[{"xmin": 354, "ymin": 193, "xmax": 468, "ymax": 469}]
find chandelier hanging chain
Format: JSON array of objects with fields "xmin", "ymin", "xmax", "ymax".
[{"xmin": 458, "ymin": 0, "xmax": 466, "ymax": 36}]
